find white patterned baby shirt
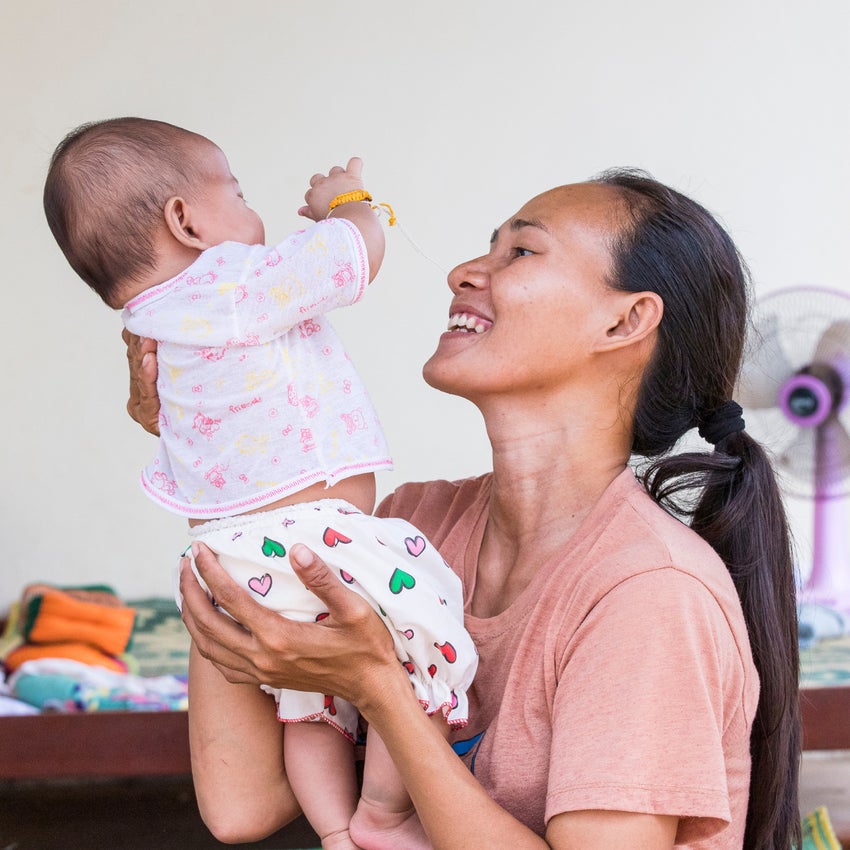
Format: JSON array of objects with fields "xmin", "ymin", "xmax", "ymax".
[{"xmin": 122, "ymin": 217, "xmax": 392, "ymax": 519}]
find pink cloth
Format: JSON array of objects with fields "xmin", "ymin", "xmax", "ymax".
[{"xmin": 377, "ymin": 468, "xmax": 758, "ymax": 848}]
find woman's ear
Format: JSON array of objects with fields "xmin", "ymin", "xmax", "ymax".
[
  {"xmin": 164, "ymin": 196, "xmax": 209, "ymax": 250},
  {"xmin": 596, "ymin": 291, "xmax": 664, "ymax": 351}
]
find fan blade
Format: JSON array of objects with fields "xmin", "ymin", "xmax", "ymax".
[
  {"xmin": 773, "ymin": 425, "xmax": 816, "ymax": 494},
  {"xmin": 813, "ymin": 319, "xmax": 850, "ymax": 364},
  {"xmin": 815, "ymin": 419, "xmax": 850, "ymax": 496},
  {"xmin": 737, "ymin": 314, "xmax": 793, "ymax": 408}
]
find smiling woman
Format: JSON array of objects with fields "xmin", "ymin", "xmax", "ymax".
[
  {"xmin": 129, "ymin": 168, "xmax": 800, "ymax": 850},
  {"xmin": 423, "ymin": 183, "xmax": 657, "ymax": 411}
]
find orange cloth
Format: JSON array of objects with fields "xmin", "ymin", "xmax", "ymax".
[
  {"xmin": 5, "ymin": 641, "xmax": 128, "ymax": 673},
  {"xmin": 25, "ymin": 590, "xmax": 135, "ymax": 656}
]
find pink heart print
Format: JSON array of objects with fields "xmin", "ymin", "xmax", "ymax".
[
  {"xmin": 405, "ymin": 535, "xmax": 426, "ymax": 557},
  {"xmin": 248, "ymin": 573, "xmax": 272, "ymax": 597}
]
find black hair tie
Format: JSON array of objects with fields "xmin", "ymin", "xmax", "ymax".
[{"xmin": 698, "ymin": 401, "xmax": 745, "ymax": 445}]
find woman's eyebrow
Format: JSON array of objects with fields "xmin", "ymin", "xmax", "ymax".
[
  {"xmin": 510, "ymin": 217, "xmax": 548, "ymax": 233},
  {"xmin": 490, "ymin": 218, "xmax": 549, "ymax": 243}
]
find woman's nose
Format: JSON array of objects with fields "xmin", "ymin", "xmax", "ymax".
[{"xmin": 447, "ymin": 257, "xmax": 488, "ymax": 293}]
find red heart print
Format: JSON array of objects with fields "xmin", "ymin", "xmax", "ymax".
[
  {"xmin": 248, "ymin": 573, "xmax": 272, "ymax": 597},
  {"xmin": 427, "ymin": 664, "xmax": 437, "ymax": 677},
  {"xmin": 340, "ymin": 569, "xmax": 355, "ymax": 584},
  {"xmin": 323, "ymin": 527, "xmax": 353, "ymax": 547},
  {"xmin": 434, "ymin": 641, "xmax": 457, "ymax": 663},
  {"xmin": 315, "ymin": 612, "xmax": 330, "ymax": 622}
]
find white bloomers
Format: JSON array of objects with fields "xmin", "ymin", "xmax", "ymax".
[{"xmin": 184, "ymin": 500, "xmax": 478, "ymax": 741}]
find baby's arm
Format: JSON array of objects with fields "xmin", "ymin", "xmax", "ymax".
[{"xmin": 298, "ymin": 157, "xmax": 385, "ymax": 283}]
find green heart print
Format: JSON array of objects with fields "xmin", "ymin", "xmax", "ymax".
[
  {"xmin": 261, "ymin": 537, "xmax": 286, "ymax": 558},
  {"xmin": 389, "ymin": 568, "xmax": 416, "ymax": 594}
]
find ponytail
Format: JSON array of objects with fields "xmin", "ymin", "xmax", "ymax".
[{"xmin": 594, "ymin": 168, "xmax": 801, "ymax": 850}]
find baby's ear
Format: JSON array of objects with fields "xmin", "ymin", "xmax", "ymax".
[{"xmin": 164, "ymin": 196, "xmax": 207, "ymax": 249}]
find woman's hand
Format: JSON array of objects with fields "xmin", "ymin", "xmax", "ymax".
[
  {"xmin": 180, "ymin": 541, "xmax": 398, "ymax": 702},
  {"xmin": 122, "ymin": 329, "xmax": 160, "ymax": 435}
]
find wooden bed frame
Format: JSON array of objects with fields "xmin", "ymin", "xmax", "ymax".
[
  {"xmin": 0, "ymin": 685, "xmax": 845, "ymax": 850},
  {"xmin": 0, "ymin": 683, "xmax": 847, "ymax": 781}
]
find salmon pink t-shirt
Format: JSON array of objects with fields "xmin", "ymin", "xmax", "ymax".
[{"xmin": 376, "ymin": 467, "xmax": 759, "ymax": 848}]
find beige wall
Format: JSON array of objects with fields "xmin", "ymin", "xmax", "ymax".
[{"xmin": 1, "ymin": 0, "xmax": 848, "ymax": 609}]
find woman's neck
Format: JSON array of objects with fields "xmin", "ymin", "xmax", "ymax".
[{"xmin": 469, "ymin": 394, "xmax": 632, "ymax": 617}]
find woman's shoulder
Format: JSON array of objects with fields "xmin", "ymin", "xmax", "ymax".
[{"xmin": 594, "ymin": 469, "xmax": 745, "ymax": 623}]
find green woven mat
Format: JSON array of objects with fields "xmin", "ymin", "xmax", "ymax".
[
  {"xmin": 801, "ymin": 634, "xmax": 850, "ymax": 688},
  {"xmin": 127, "ymin": 597, "xmax": 190, "ymax": 678}
]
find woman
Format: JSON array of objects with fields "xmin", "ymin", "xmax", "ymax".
[{"xmin": 127, "ymin": 169, "xmax": 800, "ymax": 850}]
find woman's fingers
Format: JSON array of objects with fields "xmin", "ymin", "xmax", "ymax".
[
  {"xmin": 182, "ymin": 541, "xmax": 396, "ymax": 701},
  {"xmin": 288, "ymin": 543, "xmax": 371, "ymax": 624},
  {"xmin": 179, "ymin": 557, "xmax": 263, "ymax": 684},
  {"xmin": 123, "ymin": 329, "xmax": 160, "ymax": 435}
]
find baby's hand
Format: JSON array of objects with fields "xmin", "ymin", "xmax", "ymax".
[{"xmin": 299, "ymin": 157, "xmax": 368, "ymax": 222}]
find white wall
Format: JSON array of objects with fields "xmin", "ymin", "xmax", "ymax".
[{"xmin": 2, "ymin": 0, "xmax": 847, "ymax": 610}]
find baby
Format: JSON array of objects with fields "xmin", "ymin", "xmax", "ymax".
[{"xmin": 43, "ymin": 117, "xmax": 477, "ymax": 850}]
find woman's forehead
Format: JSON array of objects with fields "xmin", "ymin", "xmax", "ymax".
[{"xmin": 504, "ymin": 182, "xmax": 625, "ymax": 243}]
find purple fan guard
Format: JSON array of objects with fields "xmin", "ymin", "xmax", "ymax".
[
  {"xmin": 762, "ymin": 286, "xmax": 850, "ymax": 611},
  {"xmin": 775, "ymin": 353, "xmax": 850, "ymax": 611}
]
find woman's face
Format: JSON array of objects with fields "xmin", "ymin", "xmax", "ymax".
[{"xmin": 422, "ymin": 182, "xmax": 630, "ymax": 402}]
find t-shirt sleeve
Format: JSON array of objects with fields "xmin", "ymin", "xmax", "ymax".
[
  {"xmin": 231, "ymin": 217, "xmax": 370, "ymax": 342},
  {"xmin": 546, "ymin": 567, "xmax": 741, "ymax": 844}
]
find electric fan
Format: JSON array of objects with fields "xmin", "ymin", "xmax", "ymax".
[{"xmin": 736, "ymin": 286, "xmax": 850, "ymax": 612}]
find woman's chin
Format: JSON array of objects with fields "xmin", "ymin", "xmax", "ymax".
[{"xmin": 422, "ymin": 354, "xmax": 463, "ymax": 396}]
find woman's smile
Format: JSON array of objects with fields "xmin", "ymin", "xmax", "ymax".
[{"xmin": 446, "ymin": 311, "xmax": 492, "ymax": 334}]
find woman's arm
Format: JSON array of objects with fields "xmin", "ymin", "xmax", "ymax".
[{"xmin": 182, "ymin": 543, "xmax": 677, "ymax": 850}]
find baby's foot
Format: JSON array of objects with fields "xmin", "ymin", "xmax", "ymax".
[
  {"xmin": 321, "ymin": 826, "xmax": 361, "ymax": 850},
  {"xmin": 349, "ymin": 797, "xmax": 432, "ymax": 850}
]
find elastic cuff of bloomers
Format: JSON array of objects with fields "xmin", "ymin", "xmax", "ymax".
[{"xmin": 411, "ymin": 677, "xmax": 471, "ymax": 728}]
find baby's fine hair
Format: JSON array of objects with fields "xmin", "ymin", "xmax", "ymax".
[{"xmin": 43, "ymin": 117, "xmax": 207, "ymax": 306}]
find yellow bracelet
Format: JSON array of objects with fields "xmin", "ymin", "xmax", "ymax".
[{"xmin": 328, "ymin": 190, "xmax": 373, "ymax": 213}]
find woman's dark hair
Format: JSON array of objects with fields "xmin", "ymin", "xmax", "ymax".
[{"xmin": 594, "ymin": 168, "xmax": 801, "ymax": 850}]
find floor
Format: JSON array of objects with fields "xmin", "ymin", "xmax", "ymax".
[
  {"xmin": 799, "ymin": 751, "xmax": 850, "ymax": 844},
  {"xmin": 0, "ymin": 776, "xmax": 320, "ymax": 850},
  {"xmin": 1, "ymin": 753, "xmax": 847, "ymax": 849}
]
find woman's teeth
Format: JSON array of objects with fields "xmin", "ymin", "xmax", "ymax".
[{"xmin": 448, "ymin": 313, "xmax": 487, "ymax": 333}]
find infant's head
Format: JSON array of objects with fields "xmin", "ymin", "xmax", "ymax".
[{"xmin": 44, "ymin": 117, "xmax": 264, "ymax": 307}]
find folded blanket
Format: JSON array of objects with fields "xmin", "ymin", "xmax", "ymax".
[
  {"xmin": 3, "ymin": 584, "xmax": 135, "ymax": 674},
  {"xmin": 9, "ymin": 658, "xmax": 187, "ymax": 712},
  {"xmin": 5, "ymin": 641, "xmax": 129, "ymax": 673},
  {"xmin": 24, "ymin": 590, "xmax": 135, "ymax": 656}
]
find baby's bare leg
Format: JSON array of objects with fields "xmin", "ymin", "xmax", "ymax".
[
  {"xmin": 284, "ymin": 721, "xmax": 361, "ymax": 850},
  {"xmin": 188, "ymin": 642, "xmax": 300, "ymax": 843},
  {"xmin": 349, "ymin": 714, "xmax": 448, "ymax": 850}
]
